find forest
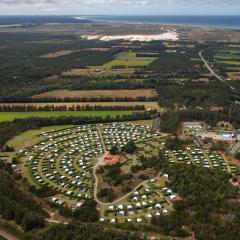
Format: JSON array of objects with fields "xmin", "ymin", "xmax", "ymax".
[{"xmin": 151, "ymin": 164, "xmax": 240, "ymax": 240}]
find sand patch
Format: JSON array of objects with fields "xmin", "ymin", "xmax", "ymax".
[
  {"xmin": 82, "ymin": 32, "xmax": 179, "ymax": 42},
  {"xmin": 32, "ymin": 89, "xmax": 157, "ymax": 99},
  {"xmin": 39, "ymin": 50, "xmax": 75, "ymax": 58}
]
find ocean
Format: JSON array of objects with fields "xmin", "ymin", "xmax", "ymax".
[
  {"xmin": 0, "ymin": 15, "xmax": 240, "ymax": 30},
  {"xmin": 86, "ymin": 15, "xmax": 240, "ymax": 29}
]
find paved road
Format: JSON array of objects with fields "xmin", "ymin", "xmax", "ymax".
[
  {"xmin": 199, "ymin": 51, "xmax": 235, "ymax": 90},
  {"xmin": 94, "ymin": 171, "xmax": 162, "ymax": 207},
  {"xmin": 97, "ymin": 125, "xmax": 107, "ymax": 153},
  {"xmin": 0, "ymin": 229, "xmax": 18, "ymax": 240},
  {"xmin": 152, "ymin": 117, "xmax": 161, "ymax": 132},
  {"xmin": 93, "ymin": 155, "xmax": 106, "ymax": 205},
  {"xmin": 45, "ymin": 219, "xmax": 68, "ymax": 225}
]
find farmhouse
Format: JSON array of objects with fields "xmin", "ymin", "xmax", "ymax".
[{"xmin": 103, "ymin": 153, "xmax": 120, "ymax": 165}]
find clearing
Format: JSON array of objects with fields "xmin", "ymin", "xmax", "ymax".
[
  {"xmin": 32, "ymin": 89, "xmax": 157, "ymax": 99},
  {"xmin": 39, "ymin": 50, "xmax": 75, "ymax": 58}
]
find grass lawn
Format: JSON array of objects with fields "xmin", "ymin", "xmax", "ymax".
[
  {"xmin": 217, "ymin": 60, "xmax": 240, "ymax": 66},
  {"xmin": 103, "ymin": 51, "xmax": 157, "ymax": 67},
  {"xmin": 7, "ymin": 125, "xmax": 73, "ymax": 149},
  {"xmin": 0, "ymin": 111, "xmax": 133, "ymax": 122},
  {"xmin": 104, "ymin": 59, "xmax": 153, "ymax": 67}
]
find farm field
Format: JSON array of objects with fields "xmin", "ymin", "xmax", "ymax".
[
  {"xmin": 213, "ymin": 47, "xmax": 240, "ymax": 79},
  {"xmin": 103, "ymin": 51, "xmax": 158, "ymax": 68},
  {"xmin": 62, "ymin": 67, "xmax": 135, "ymax": 76},
  {"xmin": 0, "ymin": 111, "xmax": 132, "ymax": 122},
  {"xmin": 39, "ymin": 50, "xmax": 75, "ymax": 58},
  {"xmin": 32, "ymin": 89, "xmax": 157, "ymax": 99}
]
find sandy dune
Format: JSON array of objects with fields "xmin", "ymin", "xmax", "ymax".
[{"xmin": 82, "ymin": 32, "xmax": 179, "ymax": 42}]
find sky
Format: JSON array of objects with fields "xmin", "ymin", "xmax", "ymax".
[{"xmin": 0, "ymin": 0, "xmax": 240, "ymax": 15}]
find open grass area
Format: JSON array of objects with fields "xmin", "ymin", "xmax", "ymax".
[
  {"xmin": 103, "ymin": 51, "xmax": 158, "ymax": 68},
  {"xmin": 217, "ymin": 60, "xmax": 240, "ymax": 66},
  {"xmin": 0, "ymin": 111, "xmax": 133, "ymax": 122},
  {"xmin": 32, "ymin": 89, "xmax": 157, "ymax": 99},
  {"xmin": 7, "ymin": 125, "xmax": 73, "ymax": 150}
]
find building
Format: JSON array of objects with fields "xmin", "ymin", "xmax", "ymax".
[
  {"xmin": 183, "ymin": 122, "xmax": 202, "ymax": 129},
  {"xmin": 103, "ymin": 153, "xmax": 120, "ymax": 165}
]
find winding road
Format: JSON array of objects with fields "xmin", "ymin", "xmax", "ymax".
[{"xmin": 93, "ymin": 168, "xmax": 162, "ymax": 206}]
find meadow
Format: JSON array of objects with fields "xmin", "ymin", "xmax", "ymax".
[
  {"xmin": 103, "ymin": 51, "xmax": 158, "ymax": 68},
  {"xmin": 0, "ymin": 111, "xmax": 133, "ymax": 122}
]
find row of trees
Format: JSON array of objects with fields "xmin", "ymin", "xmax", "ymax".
[
  {"xmin": 0, "ymin": 104, "xmax": 146, "ymax": 112},
  {"xmin": 0, "ymin": 96, "xmax": 158, "ymax": 103}
]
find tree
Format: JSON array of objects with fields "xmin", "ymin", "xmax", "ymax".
[
  {"xmin": 73, "ymin": 199, "xmax": 99, "ymax": 222},
  {"xmin": 109, "ymin": 145, "xmax": 119, "ymax": 155},
  {"xmin": 235, "ymin": 152, "xmax": 240, "ymax": 160},
  {"xmin": 121, "ymin": 140, "xmax": 137, "ymax": 154}
]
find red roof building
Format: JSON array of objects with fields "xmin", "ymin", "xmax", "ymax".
[{"xmin": 103, "ymin": 153, "xmax": 120, "ymax": 165}]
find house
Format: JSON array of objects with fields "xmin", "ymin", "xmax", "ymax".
[{"xmin": 103, "ymin": 153, "xmax": 120, "ymax": 165}]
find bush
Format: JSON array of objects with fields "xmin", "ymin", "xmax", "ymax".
[
  {"xmin": 21, "ymin": 213, "xmax": 44, "ymax": 231},
  {"xmin": 73, "ymin": 199, "xmax": 99, "ymax": 222}
]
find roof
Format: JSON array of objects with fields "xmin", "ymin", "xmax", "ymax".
[{"xmin": 103, "ymin": 153, "xmax": 120, "ymax": 165}]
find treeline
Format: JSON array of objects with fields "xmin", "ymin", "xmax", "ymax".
[
  {"xmin": 160, "ymin": 108, "xmax": 240, "ymax": 133},
  {"xmin": 0, "ymin": 165, "xmax": 45, "ymax": 231},
  {"xmin": 0, "ymin": 96, "xmax": 158, "ymax": 103},
  {"xmin": 0, "ymin": 104, "xmax": 146, "ymax": 112},
  {"xmin": 0, "ymin": 110, "xmax": 157, "ymax": 150},
  {"xmin": 42, "ymin": 223, "xmax": 142, "ymax": 240}
]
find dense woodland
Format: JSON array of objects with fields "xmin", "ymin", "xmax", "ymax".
[
  {"xmin": 151, "ymin": 164, "xmax": 240, "ymax": 240},
  {"xmin": 0, "ymin": 164, "xmax": 45, "ymax": 231},
  {"xmin": 160, "ymin": 106, "xmax": 240, "ymax": 133}
]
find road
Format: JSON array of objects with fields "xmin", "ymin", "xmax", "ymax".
[
  {"xmin": 94, "ymin": 170, "xmax": 162, "ymax": 207},
  {"xmin": 0, "ymin": 229, "xmax": 18, "ymax": 240},
  {"xmin": 97, "ymin": 125, "xmax": 107, "ymax": 153},
  {"xmin": 152, "ymin": 117, "xmax": 161, "ymax": 132},
  {"xmin": 93, "ymin": 155, "xmax": 106, "ymax": 205},
  {"xmin": 199, "ymin": 51, "xmax": 235, "ymax": 90},
  {"xmin": 44, "ymin": 219, "xmax": 68, "ymax": 225}
]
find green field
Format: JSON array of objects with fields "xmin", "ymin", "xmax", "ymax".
[
  {"xmin": 217, "ymin": 60, "xmax": 240, "ymax": 66},
  {"xmin": 103, "ymin": 51, "xmax": 158, "ymax": 67},
  {"xmin": 0, "ymin": 111, "xmax": 133, "ymax": 122}
]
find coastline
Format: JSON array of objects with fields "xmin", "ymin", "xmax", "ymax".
[{"xmin": 82, "ymin": 15, "xmax": 240, "ymax": 31}]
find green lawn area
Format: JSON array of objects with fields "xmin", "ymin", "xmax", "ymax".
[
  {"xmin": 215, "ymin": 54, "xmax": 240, "ymax": 61},
  {"xmin": 217, "ymin": 60, "xmax": 240, "ymax": 66},
  {"xmin": 103, "ymin": 51, "xmax": 158, "ymax": 68},
  {"xmin": 0, "ymin": 111, "xmax": 133, "ymax": 122},
  {"xmin": 104, "ymin": 59, "xmax": 153, "ymax": 67}
]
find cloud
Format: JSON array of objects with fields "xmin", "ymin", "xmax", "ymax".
[
  {"xmin": 0, "ymin": 0, "xmax": 239, "ymax": 6},
  {"xmin": 0, "ymin": 0, "xmax": 239, "ymax": 14}
]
